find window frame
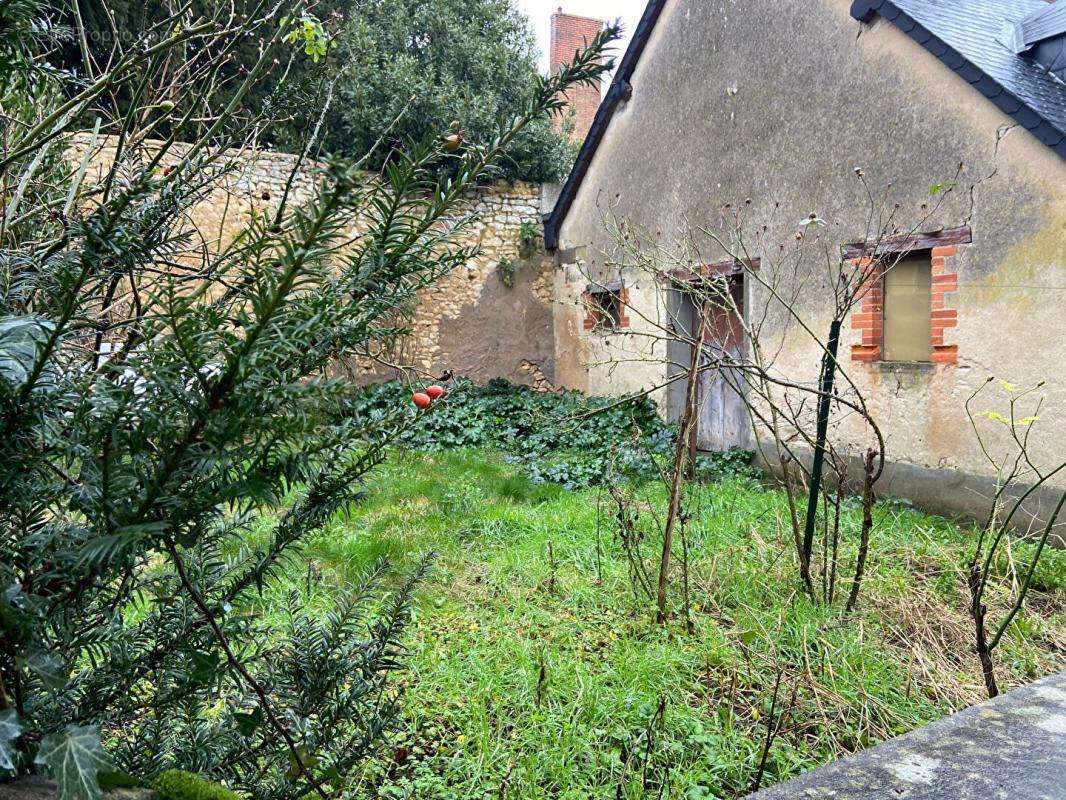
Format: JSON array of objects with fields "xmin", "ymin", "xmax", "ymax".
[
  {"xmin": 848, "ymin": 227, "xmax": 966, "ymax": 366},
  {"xmin": 582, "ymin": 281, "xmax": 630, "ymax": 332}
]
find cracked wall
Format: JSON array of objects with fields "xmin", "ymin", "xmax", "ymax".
[{"xmin": 553, "ymin": 0, "xmax": 1066, "ymax": 528}]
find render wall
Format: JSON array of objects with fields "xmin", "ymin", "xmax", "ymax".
[
  {"xmin": 71, "ymin": 136, "xmax": 556, "ymax": 389},
  {"xmin": 553, "ymin": 0, "xmax": 1066, "ymax": 526}
]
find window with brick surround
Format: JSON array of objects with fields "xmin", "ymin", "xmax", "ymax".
[
  {"xmin": 882, "ymin": 253, "xmax": 932, "ymax": 362},
  {"xmin": 582, "ymin": 284, "xmax": 630, "ymax": 332},
  {"xmin": 849, "ymin": 231, "xmax": 965, "ymax": 366},
  {"xmin": 590, "ymin": 289, "xmax": 622, "ymax": 328}
]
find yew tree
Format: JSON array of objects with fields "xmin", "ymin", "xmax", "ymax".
[{"xmin": 0, "ymin": 1, "xmax": 616, "ymax": 797}]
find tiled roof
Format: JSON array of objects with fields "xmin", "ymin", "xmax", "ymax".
[
  {"xmin": 1010, "ymin": 0, "xmax": 1066, "ymax": 50},
  {"xmin": 852, "ymin": 0, "xmax": 1066, "ymax": 155}
]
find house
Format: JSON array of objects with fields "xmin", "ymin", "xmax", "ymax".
[{"xmin": 542, "ymin": 0, "xmax": 1066, "ymax": 532}]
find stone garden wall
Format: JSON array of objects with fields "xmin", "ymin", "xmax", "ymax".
[{"xmin": 68, "ymin": 135, "xmax": 558, "ymax": 389}]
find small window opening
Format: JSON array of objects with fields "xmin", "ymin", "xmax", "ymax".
[
  {"xmin": 589, "ymin": 288, "xmax": 623, "ymax": 329},
  {"xmin": 882, "ymin": 252, "xmax": 932, "ymax": 362}
]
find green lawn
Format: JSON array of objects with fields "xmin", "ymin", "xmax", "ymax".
[{"xmin": 289, "ymin": 449, "xmax": 1065, "ymax": 799}]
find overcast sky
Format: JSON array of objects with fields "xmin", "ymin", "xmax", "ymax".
[{"xmin": 511, "ymin": 0, "xmax": 647, "ymax": 75}]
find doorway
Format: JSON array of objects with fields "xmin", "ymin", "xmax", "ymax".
[{"xmin": 666, "ymin": 270, "xmax": 751, "ymax": 452}]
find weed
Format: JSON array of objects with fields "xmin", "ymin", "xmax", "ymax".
[
  {"xmin": 499, "ymin": 256, "xmax": 518, "ymax": 288},
  {"xmin": 294, "ymin": 450, "xmax": 1065, "ymax": 799}
]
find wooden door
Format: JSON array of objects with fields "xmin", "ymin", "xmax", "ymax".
[
  {"xmin": 667, "ymin": 274, "xmax": 750, "ymax": 452},
  {"xmin": 695, "ymin": 273, "xmax": 750, "ymax": 451}
]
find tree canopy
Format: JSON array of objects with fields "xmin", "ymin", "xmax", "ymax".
[
  {"xmin": 322, "ymin": 0, "xmax": 577, "ymax": 182},
  {"xmin": 69, "ymin": 0, "xmax": 580, "ymax": 182}
]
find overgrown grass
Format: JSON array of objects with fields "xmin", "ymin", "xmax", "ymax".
[{"xmin": 289, "ymin": 449, "xmax": 1064, "ymax": 799}]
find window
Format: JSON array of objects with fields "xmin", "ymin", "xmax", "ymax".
[
  {"xmin": 849, "ymin": 231, "xmax": 962, "ymax": 365},
  {"xmin": 882, "ymin": 253, "xmax": 932, "ymax": 362},
  {"xmin": 582, "ymin": 283, "xmax": 630, "ymax": 332},
  {"xmin": 590, "ymin": 288, "xmax": 623, "ymax": 328}
]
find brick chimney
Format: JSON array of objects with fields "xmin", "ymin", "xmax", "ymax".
[{"xmin": 550, "ymin": 7, "xmax": 605, "ymax": 142}]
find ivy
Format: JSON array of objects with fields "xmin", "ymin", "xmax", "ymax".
[
  {"xmin": 34, "ymin": 726, "xmax": 113, "ymax": 800},
  {"xmin": 0, "ymin": 710, "xmax": 20, "ymax": 772},
  {"xmin": 347, "ymin": 380, "xmax": 756, "ymax": 489}
]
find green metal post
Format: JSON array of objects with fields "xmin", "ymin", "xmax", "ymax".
[{"xmin": 801, "ymin": 319, "xmax": 842, "ymax": 588}]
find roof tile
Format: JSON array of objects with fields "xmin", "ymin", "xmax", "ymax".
[{"xmin": 875, "ymin": 0, "xmax": 1066, "ymax": 142}]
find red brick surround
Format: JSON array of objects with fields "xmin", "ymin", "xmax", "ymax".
[
  {"xmin": 850, "ymin": 244, "xmax": 960, "ymax": 365},
  {"xmin": 582, "ymin": 287, "xmax": 630, "ymax": 331},
  {"xmin": 929, "ymin": 245, "xmax": 960, "ymax": 363},
  {"xmin": 850, "ymin": 256, "xmax": 882, "ymax": 363}
]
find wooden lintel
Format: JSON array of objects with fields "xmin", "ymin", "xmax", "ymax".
[
  {"xmin": 841, "ymin": 226, "xmax": 971, "ymax": 259},
  {"xmin": 585, "ymin": 279, "xmax": 623, "ymax": 294}
]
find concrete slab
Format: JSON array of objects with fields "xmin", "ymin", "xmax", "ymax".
[{"xmin": 750, "ymin": 670, "xmax": 1066, "ymax": 799}]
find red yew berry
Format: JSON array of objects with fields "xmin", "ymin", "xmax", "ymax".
[
  {"xmin": 412, "ymin": 392, "xmax": 431, "ymax": 409},
  {"xmin": 425, "ymin": 385, "xmax": 445, "ymax": 400}
]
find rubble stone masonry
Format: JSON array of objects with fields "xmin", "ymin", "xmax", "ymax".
[{"xmin": 69, "ymin": 135, "xmax": 557, "ymax": 388}]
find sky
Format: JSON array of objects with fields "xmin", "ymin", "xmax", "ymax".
[{"xmin": 511, "ymin": 0, "xmax": 647, "ymax": 76}]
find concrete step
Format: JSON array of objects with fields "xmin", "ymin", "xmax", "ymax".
[{"xmin": 750, "ymin": 669, "xmax": 1066, "ymax": 799}]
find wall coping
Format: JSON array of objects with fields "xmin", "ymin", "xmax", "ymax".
[
  {"xmin": 750, "ymin": 669, "xmax": 1066, "ymax": 799},
  {"xmin": 65, "ymin": 133, "xmax": 543, "ymax": 196}
]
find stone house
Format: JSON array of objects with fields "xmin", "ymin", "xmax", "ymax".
[{"xmin": 540, "ymin": 0, "xmax": 1066, "ymax": 531}]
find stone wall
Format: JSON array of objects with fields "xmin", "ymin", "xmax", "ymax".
[
  {"xmin": 68, "ymin": 135, "xmax": 557, "ymax": 388},
  {"xmin": 373, "ymin": 184, "xmax": 558, "ymax": 388}
]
